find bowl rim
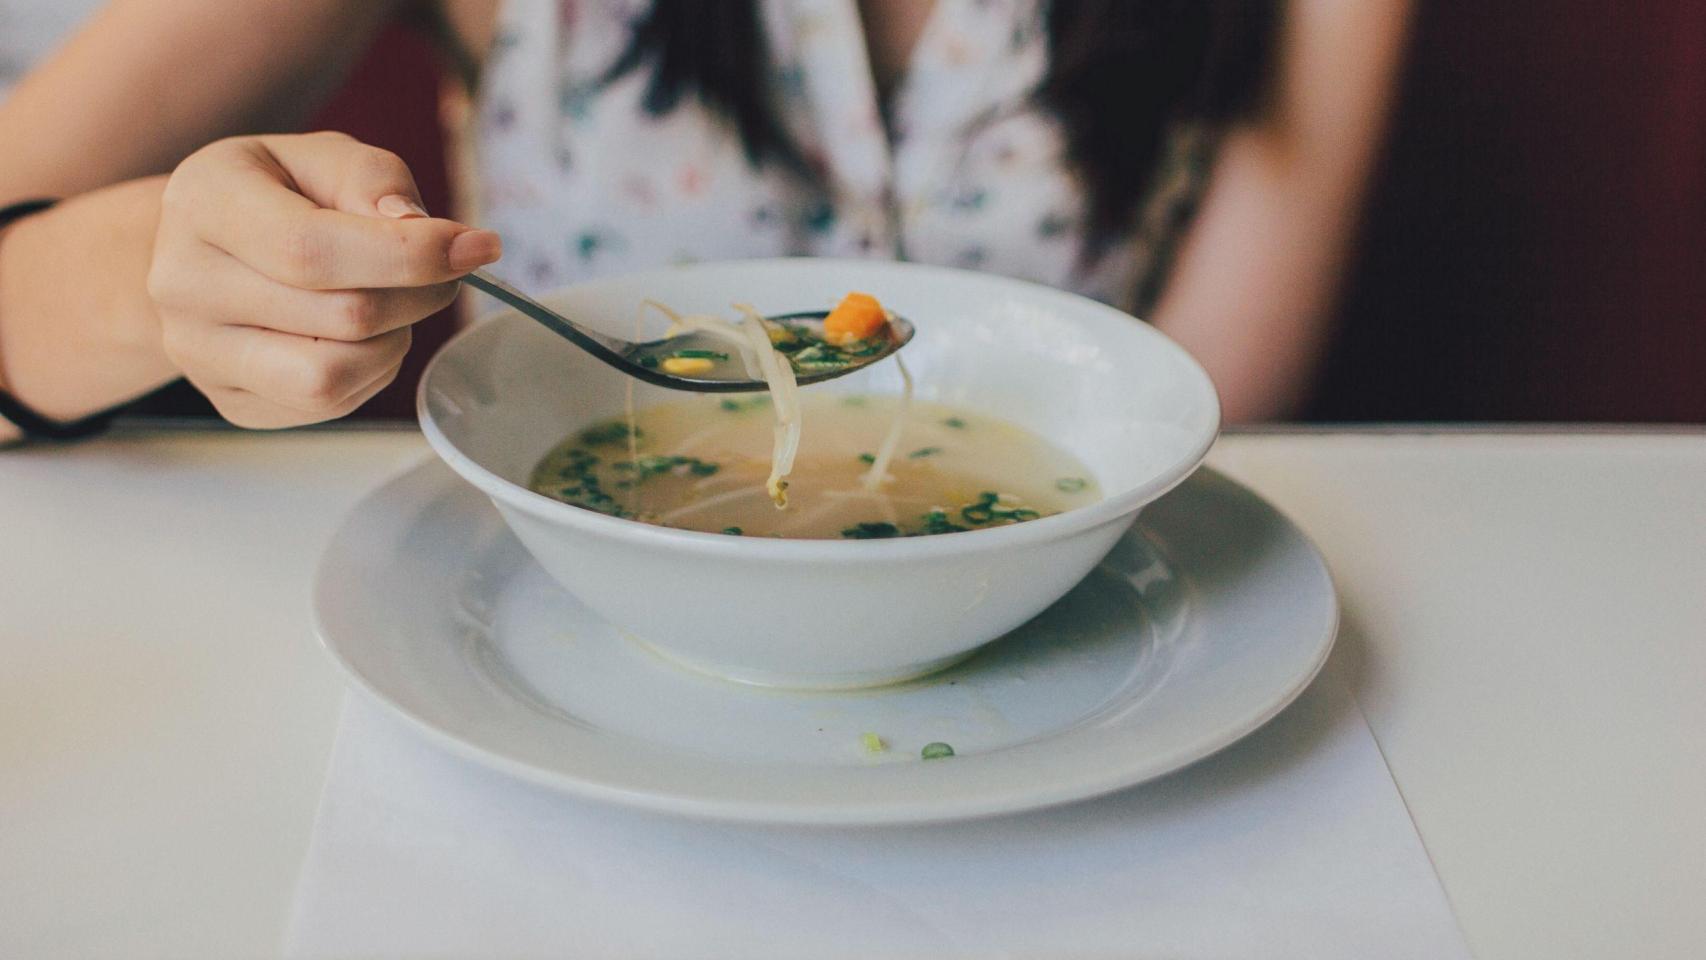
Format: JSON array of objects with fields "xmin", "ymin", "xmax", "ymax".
[{"xmin": 418, "ymin": 258, "xmax": 1221, "ymax": 559}]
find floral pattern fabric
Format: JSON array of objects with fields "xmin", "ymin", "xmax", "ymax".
[{"xmin": 477, "ymin": 0, "xmax": 1216, "ymax": 313}]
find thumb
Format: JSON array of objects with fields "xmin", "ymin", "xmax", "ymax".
[
  {"xmin": 376, "ymin": 193, "xmax": 433, "ymax": 220},
  {"xmin": 261, "ymin": 131, "xmax": 501, "ymax": 282},
  {"xmin": 196, "ymin": 133, "xmax": 502, "ymax": 288}
]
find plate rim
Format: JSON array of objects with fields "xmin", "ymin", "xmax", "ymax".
[{"xmin": 312, "ymin": 457, "xmax": 1338, "ymax": 826}]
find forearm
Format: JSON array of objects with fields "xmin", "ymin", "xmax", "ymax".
[
  {"xmin": 0, "ymin": 0, "xmax": 403, "ymax": 201},
  {"xmin": 0, "ymin": 178, "xmax": 177, "ymax": 440},
  {"xmin": 1151, "ymin": 0, "xmax": 1411, "ymax": 424},
  {"xmin": 1150, "ymin": 129, "xmax": 1355, "ymax": 424}
]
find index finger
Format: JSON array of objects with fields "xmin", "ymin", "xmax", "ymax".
[{"xmin": 183, "ymin": 138, "xmax": 500, "ymax": 289}]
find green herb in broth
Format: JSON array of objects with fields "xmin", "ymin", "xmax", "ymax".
[
  {"xmin": 960, "ymin": 491, "xmax": 1041, "ymax": 525},
  {"xmin": 529, "ymin": 395, "xmax": 1098, "ymax": 539},
  {"xmin": 1056, "ymin": 476, "xmax": 1089, "ymax": 493},
  {"xmin": 554, "ymin": 448, "xmax": 598, "ymax": 479},
  {"xmin": 838, "ymin": 493, "xmax": 1041, "ymax": 539},
  {"xmin": 786, "ymin": 344, "xmax": 854, "ymax": 368},
  {"xmin": 579, "ymin": 420, "xmax": 640, "ymax": 446},
  {"xmin": 647, "ymin": 304, "xmax": 889, "ymax": 380},
  {"xmin": 841, "ymin": 521, "xmax": 902, "ymax": 539},
  {"xmin": 547, "ymin": 439, "xmax": 631, "ymax": 519},
  {"xmin": 637, "ymin": 312, "xmax": 884, "ymax": 379},
  {"xmin": 942, "ymin": 417, "xmax": 967, "ymax": 429},
  {"xmin": 919, "ymin": 509, "xmax": 968, "ymax": 536},
  {"xmin": 770, "ymin": 326, "xmax": 887, "ymax": 369},
  {"xmin": 615, "ymin": 455, "xmax": 720, "ymax": 481}
]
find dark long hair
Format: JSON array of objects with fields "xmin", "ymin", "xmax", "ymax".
[{"xmin": 603, "ymin": 1, "xmax": 1277, "ymax": 254}]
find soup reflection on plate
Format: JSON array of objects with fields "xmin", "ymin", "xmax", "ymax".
[{"xmin": 529, "ymin": 394, "xmax": 1101, "ymax": 539}]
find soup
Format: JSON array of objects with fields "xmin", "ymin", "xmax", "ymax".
[
  {"xmin": 635, "ymin": 292, "xmax": 906, "ymax": 507},
  {"xmin": 529, "ymin": 394, "xmax": 1100, "ymax": 539}
]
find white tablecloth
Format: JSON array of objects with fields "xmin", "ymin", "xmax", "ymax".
[
  {"xmin": 285, "ymin": 658, "xmax": 1469, "ymax": 959},
  {"xmin": 9, "ymin": 429, "xmax": 1699, "ymax": 958}
]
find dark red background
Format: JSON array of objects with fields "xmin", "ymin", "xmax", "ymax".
[{"xmin": 1310, "ymin": 1, "xmax": 1706, "ymax": 422}]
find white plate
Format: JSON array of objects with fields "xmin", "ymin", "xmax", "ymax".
[{"xmin": 313, "ymin": 458, "xmax": 1337, "ymax": 825}]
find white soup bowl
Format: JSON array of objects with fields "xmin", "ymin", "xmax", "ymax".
[{"xmin": 419, "ymin": 258, "xmax": 1218, "ymax": 688}]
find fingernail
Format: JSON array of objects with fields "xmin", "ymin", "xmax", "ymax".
[
  {"xmin": 378, "ymin": 194, "xmax": 431, "ymax": 219},
  {"xmin": 448, "ymin": 229, "xmax": 503, "ymax": 271}
]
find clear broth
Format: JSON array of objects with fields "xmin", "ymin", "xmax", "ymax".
[{"xmin": 529, "ymin": 394, "xmax": 1100, "ymax": 539}]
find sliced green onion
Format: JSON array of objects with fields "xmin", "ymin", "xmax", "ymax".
[
  {"xmin": 961, "ymin": 493, "xmax": 997, "ymax": 524},
  {"xmin": 959, "ymin": 490, "xmax": 1042, "ymax": 526},
  {"xmin": 921, "ymin": 742, "xmax": 955, "ymax": 760},
  {"xmin": 919, "ymin": 509, "xmax": 967, "ymax": 535},
  {"xmin": 618, "ymin": 454, "xmax": 721, "ymax": 482},
  {"xmin": 578, "ymin": 421, "xmax": 639, "ymax": 445},
  {"xmin": 841, "ymin": 521, "xmax": 901, "ymax": 539}
]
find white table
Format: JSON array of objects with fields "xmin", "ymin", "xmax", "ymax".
[{"xmin": 2, "ymin": 426, "xmax": 1701, "ymax": 959}]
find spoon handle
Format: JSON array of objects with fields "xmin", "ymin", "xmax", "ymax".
[
  {"xmin": 457, "ymin": 269, "xmax": 912, "ymax": 394},
  {"xmin": 460, "ymin": 270, "xmax": 628, "ymax": 360}
]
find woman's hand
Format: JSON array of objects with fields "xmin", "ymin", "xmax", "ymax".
[{"xmin": 147, "ymin": 131, "xmax": 501, "ymax": 428}]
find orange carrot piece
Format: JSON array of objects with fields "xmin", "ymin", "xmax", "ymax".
[{"xmin": 822, "ymin": 292, "xmax": 889, "ymax": 343}]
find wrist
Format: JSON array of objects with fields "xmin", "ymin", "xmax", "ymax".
[
  {"xmin": 0, "ymin": 178, "xmax": 178, "ymax": 426},
  {"xmin": 0, "ymin": 201, "xmax": 55, "ymax": 443}
]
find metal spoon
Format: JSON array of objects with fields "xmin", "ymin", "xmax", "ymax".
[{"xmin": 461, "ymin": 270, "xmax": 914, "ymax": 393}]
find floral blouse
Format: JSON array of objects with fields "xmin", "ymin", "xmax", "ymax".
[{"xmin": 477, "ymin": 0, "xmax": 1216, "ymax": 313}]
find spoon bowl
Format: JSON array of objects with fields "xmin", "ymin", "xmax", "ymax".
[{"xmin": 461, "ymin": 271, "xmax": 913, "ymax": 392}]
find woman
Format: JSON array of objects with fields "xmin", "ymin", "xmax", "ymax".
[{"xmin": 0, "ymin": 0, "xmax": 1409, "ymax": 442}]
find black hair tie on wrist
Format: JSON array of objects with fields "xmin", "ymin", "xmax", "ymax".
[{"xmin": 0, "ymin": 197, "xmax": 126, "ymax": 442}]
